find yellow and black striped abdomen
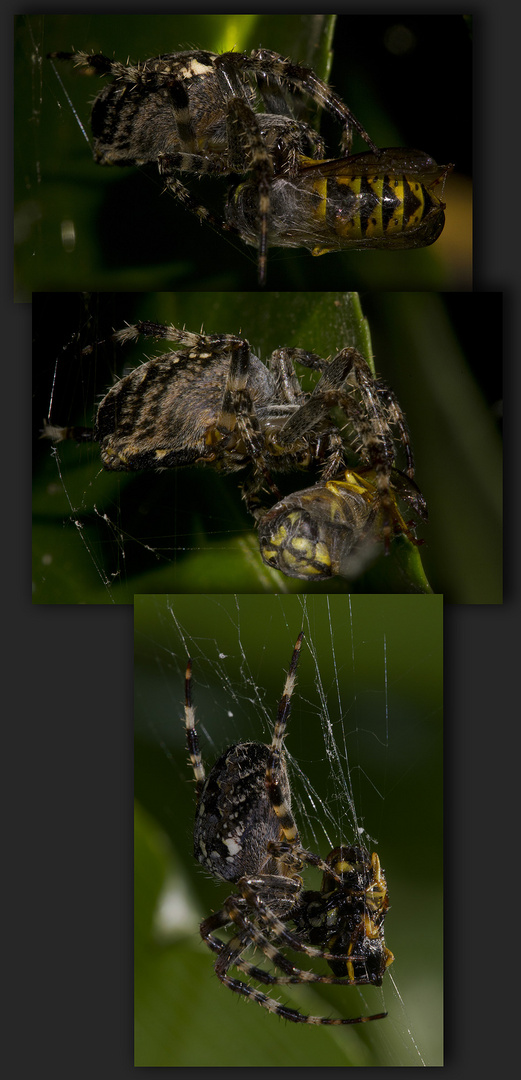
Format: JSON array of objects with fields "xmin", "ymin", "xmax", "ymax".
[
  {"xmin": 322, "ymin": 170, "xmax": 435, "ymax": 242},
  {"xmin": 226, "ymin": 148, "xmax": 449, "ymax": 255}
]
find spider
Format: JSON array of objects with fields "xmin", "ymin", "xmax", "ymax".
[
  {"xmin": 258, "ymin": 466, "xmax": 428, "ymax": 581},
  {"xmin": 184, "ymin": 632, "xmax": 394, "ymax": 1025},
  {"xmin": 42, "ymin": 319, "xmax": 415, "ymax": 534},
  {"xmin": 227, "ymin": 147, "xmax": 451, "ymax": 258},
  {"xmin": 47, "ymin": 47, "xmax": 378, "ymax": 283}
]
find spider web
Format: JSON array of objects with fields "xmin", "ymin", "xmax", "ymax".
[{"xmin": 134, "ymin": 593, "xmax": 443, "ymax": 1065}]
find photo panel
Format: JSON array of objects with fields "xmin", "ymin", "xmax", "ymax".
[
  {"xmin": 16, "ymin": 13, "xmax": 471, "ymax": 298},
  {"xmin": 134, "ymin": 592, "xmax": 443, "ymax": 1066},
  {"xmin": 33, "ymin": 291, "xmax": 501, "ymax": 604}
]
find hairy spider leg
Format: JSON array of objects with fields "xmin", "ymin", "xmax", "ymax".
[
  {"xmin": 212, "ymin": 970, "xmax": 387, "ymax": 1025},
  {"xmin": 265, "ymin": 631, "xmax": 303, "ymax": 854},
  {"xmin": 268, "ymin": 350, "xmax": 372, "ymax": 480},
  {"xmin": 267, "ymin": 348, "xmax": 312, "ymax": 404},
  {"xmin": 201, "ymin": 903, "xmax": 387, "ymax": 1025},
  {"xmin": 338, "ymin": 353, "xmax": 414, "ymax": 543},
  {"xmin": 209, "ymin": 890, "xmax": 385, "ymax": 983},
  {"xmin": 114, "ymin": 320, "xmax": 207, "ymax": 350},
  {"xmin": 224, "ymin": 97, "xmax": 274, "ymax": 285},
  {"xmin": 212, "ymin": 338, "xmax": 289, "ymax": 512},
  {"xmin": 215, "ymin": 49, "xmax": 380, "ymax": 156},
  {"xmin": 238, "ymin": 876, "xmax": 377, "ymax": 968},
  {"xmin": 373, "ymin": 383, "xmax": 415, "ymax": 479}
]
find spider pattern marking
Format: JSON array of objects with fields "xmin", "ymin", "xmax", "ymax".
[
  {"xmin": 43, "ymin": 319, "xmax": 415, "ymax": 540},
  {"xmin": 47, "ymin": 47, "xmax": 378, "ymax": 283},
  {"xmin": 184, "ymin": 632, "xmax": 394, "ymax": 1025}
]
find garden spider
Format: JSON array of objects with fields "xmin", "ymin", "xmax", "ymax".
[
  {"xmin": 42, "ymin": 319, "xmax": 415, "ymax": 539},
  {"xmin": 184, "ymin": 632, "xmax": 394, "ymax": 1025},
  {"xmin": 258, "ymin": 466, "xmax": 427, "ymax": 581},
  {"xmin": 47, "ymin": 47, "xmax": 378, "ymax": 283}
]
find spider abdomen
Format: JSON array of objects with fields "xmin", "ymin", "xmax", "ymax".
[
  {"xmin": 94, "ymin": 345, "xmax": 280, "ymax": 472},
  {"xmin": 194, "ymin": 741, "xmax": 291, "ymax": 882},
  {"xmin": 87, "ymin": 51, "xmax": 240, "ymax": 167}
]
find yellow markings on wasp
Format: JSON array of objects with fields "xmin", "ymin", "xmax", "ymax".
[
  {"xmin": 332, "ymin": 175, "xmax": 363, "ymax": 240},
  {"xmin": 304, "ymin": 557, "xmax": 330, "ymax": 574},
  {"xmin": 407, "ymin": 180, "xmax": 425, "ymax": 227},
  {"xmin": 311, "ymin": 544, "xmax": 331, "ymax": 569},
  {"xmin": 271, "ymin": 522, "xmax": 288, "ymax": 544},
  {"xmin": 385, "ymin": 177, "xmax": 406, "ymax": 234},
  {"xmin": 326, "ymin": 469, "xmax": 371, "ymax": 499},
  {"xmin": 263, "ymin": 523, "xmax": 331, "ymax": 576},
  {"xmin": 291, "ymin": 540, "xmax": 331, "ymax": 575},
  {"xmin": 291, "ymin": 536, "xmax": 313, "ymax": 554},
  {"xmin": 311, "ymin": 176, "xmax": 328, "ymax": 219},
  {"xmin": 335, "ymin": 175, "xmax": 361, "ymax": 192},
  {"xmin": 335, "ymin": 856, "xmax": 354, "ymax": 874},
  {"xmin": 365, "ymin": 175, "xmax": 383, "ymax": 237}
]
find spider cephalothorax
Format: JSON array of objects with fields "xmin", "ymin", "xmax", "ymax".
[{"xmin": 183, "ymin": 632, "xmax": 393, "ymax": 1025}]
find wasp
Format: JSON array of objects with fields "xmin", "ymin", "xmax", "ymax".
[
  {"xmin": 227, "ymin": 148, "xmax": 451, "ymax": 257},
  {"xmin": 257, "ymin": 467, "xmax": 427, "ymax": 581}
]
